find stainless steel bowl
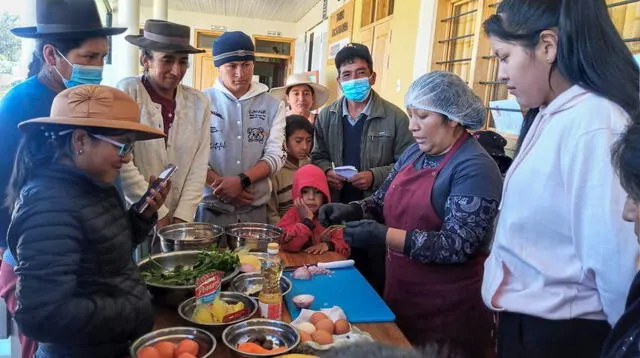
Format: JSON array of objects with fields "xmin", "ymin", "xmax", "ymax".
[
  {"xmin": 130, "ymin": 326, "xmax": 216, "ymax": 358},
  {"xmin": 229, "ymin": 273, "xmax": 292, "ymax": 298},
  {"xmin": 177, "ymin": 292, "xmax": 258, "ymax": 338},
  {"xmin": 225, "ymin": 223, "xmax": 284, "ymax": 252},
  {"xmin": 137, "ymin": 250, "xmax": 240, "ymax": 307},
  {"xmin": 157, "ymin": 222, "xmax": 225, "ymax": 253},
  {"xmin": 222, "ymin": 319, "xmax": 300, "ymax": 357}
]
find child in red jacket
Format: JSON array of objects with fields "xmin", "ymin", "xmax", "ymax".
[{"xmin": 277, "ymin": 164, "xmax": 351, "ymax": 257}]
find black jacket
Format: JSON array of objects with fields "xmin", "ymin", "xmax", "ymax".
[
  {"xmin": 602, "ymin": 270, "xmax": 640, "ymax": 357},
  {"xmin": 7, "ymin": 164, "xmax": 156, "ymax": 358}
]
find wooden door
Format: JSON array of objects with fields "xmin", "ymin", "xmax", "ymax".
[
  {"xmin": 371, "ymin": 20, "xmax": 391, "ymax": 93},
  {"xmin": 358, "ymin": 27, "xmax": 374, "ymax": 52},
  {"xmin": 193, "ymin": 52, "xmax": 217, "ymax": 90}
]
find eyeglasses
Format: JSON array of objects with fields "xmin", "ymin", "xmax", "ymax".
[
  {"xmin": 56, "ymin": 129, "xmax": 134, "ymax": 157},
  {"xmin": 90, "ymin": 134, "xmax": 134, "ymax": 157}
]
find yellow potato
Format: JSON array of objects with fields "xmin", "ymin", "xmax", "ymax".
[{"xmin": 192, "ymin": 297, "xmax": 245, "ymax": 324}]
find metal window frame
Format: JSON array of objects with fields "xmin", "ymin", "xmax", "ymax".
[
  {"xmin": 608, "ymin": 0, "xmax": 640, "ymax": 8},
  {"xmin": 435, "ymin": 0, "xmax": 478, "ymax": 73}
]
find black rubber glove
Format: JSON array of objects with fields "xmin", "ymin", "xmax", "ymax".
[
  {"xmin": 318, "ymin": 203, "xmax": 363, "ymax": 227},
  {"xmin": 343, "ymin": 220, "xmax": 388, "ymax": 248}
]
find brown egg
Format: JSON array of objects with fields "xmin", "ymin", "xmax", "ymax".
[
  {"xmin": 314, "ymin": 318, "xmax": 334, "ymax": 334},
  {"xmin": 299, "ymin": 330, "xmax": 313, "ymax": 342},
  {"xmin": 334, "ymin": 319, "xmax": 350, "ymax": 335},
  {"xmin": 312, "ymin": 330, "xmax": 333, "ymax": 345},
  {"xmin": 309, "ymin": 312, "xmax": 329, "ymax": 325}
]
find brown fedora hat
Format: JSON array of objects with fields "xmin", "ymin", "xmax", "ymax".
[
  {"xmin": 126, "ymin": 19, "xmax": 204, "ymax": 54},
  {"xmin": 11, "ymin": 0, "xmax": 126, "ymax": 39},
  {"xmin": 19, "ymin": 85, "xmax": 165, "ymax": 141}
]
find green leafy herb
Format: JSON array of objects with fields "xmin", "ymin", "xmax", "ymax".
[{"xmin": 140, "ymin": 249, "xmax": 240, "ymax": 286}]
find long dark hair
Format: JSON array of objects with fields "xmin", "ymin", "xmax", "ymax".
[
  {"xmin": 484, "ymin": 0, "xmax": 640, "ymax": 154},
  {"xmin": 27, "ymin": 37, "xmax": 93, "ymax": 78},
  {"xmin": 5, "ymin": 126, "xmax": 130, "ymax": 208}
]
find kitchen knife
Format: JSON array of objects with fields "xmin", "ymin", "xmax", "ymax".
[
  {"xmin": 284, "ymin": 259, "xmax": 355, "ymax": 271},
  {"xmin": 318, "ymin": 259, "xmax": 355, "ymax": 269}
]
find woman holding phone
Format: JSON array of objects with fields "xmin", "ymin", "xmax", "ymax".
[{"xmin": 5, "ymin": 85, "xmax": 169, "ymax": 358}]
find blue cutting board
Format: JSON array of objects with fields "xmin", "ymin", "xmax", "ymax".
[{"xmin": 283, "ymin": 267, "xmax": 395, "ymax": 323}]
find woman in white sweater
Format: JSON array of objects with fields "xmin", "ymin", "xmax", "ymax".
[{"xmin": 480, "ymin": 0, "xmax": 640, "ymax": 357}]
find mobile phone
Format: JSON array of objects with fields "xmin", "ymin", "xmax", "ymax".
[{"xmin": 136, "ymin": 164, "xmax": 177, "ymax": 214}]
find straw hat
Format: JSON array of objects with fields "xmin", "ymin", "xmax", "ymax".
[
  {"xmin": 19, "ymin": 85, "xmax": 166, "ymax": 141},
  {"xmin": 11, "ymin": 0, "xmax": 126, "ymax": 39},
  {"xmin": 270, "ymin": 73, "xmax": 330, "ymax": 111}
]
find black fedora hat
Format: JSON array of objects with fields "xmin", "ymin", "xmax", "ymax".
[
  {"xmin": 11, "ymin": 0, "xmax": 126, "ymax": 39},
  {"xmin": 125, "ymin": 19, "xmax": 204, "ymax": 54}
]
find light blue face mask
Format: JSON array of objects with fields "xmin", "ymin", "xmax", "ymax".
[
  {"xmin": 340, "ymin": 77, "xmax": 372, "ymax": 102},
  {"xmin": 55, "ymin": 49, "xmax": 103, "ymax": 88}
]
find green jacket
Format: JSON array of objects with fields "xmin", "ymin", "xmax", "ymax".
[{"xmin": 312, "ymin": 91, "xmax": 413, "ymax": 202}]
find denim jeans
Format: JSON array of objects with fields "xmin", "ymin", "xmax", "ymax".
[{"xmin": 34, "ymin": 345, "xmax": 68, "ymax": 358}]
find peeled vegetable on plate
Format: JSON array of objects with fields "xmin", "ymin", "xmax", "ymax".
[
  {"xmin": 238, "ymin": 252, "xmax": 262, "ymax": 273},
  {"xmin": 237, "ymin": 333, "xmax": 288, "ymax": 354},
  {"xmin": 136, "ymin": 338, "xmax": 198, "ymax": 358},
  {"xmin": 192, "ymin": 296, "xmax": 245, "ymax": 324}
]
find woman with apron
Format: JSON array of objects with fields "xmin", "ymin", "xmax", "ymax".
[{"xmin": 319, "ymin": 71, "xmax": 503, "ymax": 357}]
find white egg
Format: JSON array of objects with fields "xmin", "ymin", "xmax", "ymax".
[{"xmin": 296, "ymin": 321, "xmax": 316, "ymax": 334}]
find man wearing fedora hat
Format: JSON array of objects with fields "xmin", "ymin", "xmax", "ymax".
[
  {"xmin": 0, "ymin": 1, "xmax": 126, "ymax": 357},
  {"xmin": 117, "ymin": 20, "xmax": 211, "ymax": 229},
  {"xmin": 270, "ymin": 73, "xmax": 330, "ymax": 124},
  {"xmin": 201, "ymin": 31, "xmax": 287, "ymax": 226}
]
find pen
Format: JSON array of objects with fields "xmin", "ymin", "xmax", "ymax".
[{"xmin": 332, "ymin": 161, "xmax": 336, "ymax": 172}]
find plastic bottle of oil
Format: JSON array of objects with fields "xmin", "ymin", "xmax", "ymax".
[{"xmin": 258, "ymin": 242, "xmax": 283, "ymax": 320}]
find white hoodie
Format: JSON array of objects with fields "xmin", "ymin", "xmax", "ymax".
[
  {"xmin": 202, "ymin": 80, "xmax": 286, "ymax": 211},
  {"xmin": 482, "ymin": 85, "xmax": 637, "ymax": 326}
]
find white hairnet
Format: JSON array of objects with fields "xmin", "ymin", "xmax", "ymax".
[{"xmin": 405, "ymin": 71, "xmax": 486, "ymax": 130}]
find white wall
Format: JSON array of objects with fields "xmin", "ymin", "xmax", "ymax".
[
  {"xmin": 413, "ymin": 0, "xmax": 438, "ymax": 80},
  {"xmin": 140, "ymin": 7, "xmax": 299, "ymax": 38},
  {"xmin": 105, "ymin": 1, "xmax": 351, "ymax": 87},
  {"xmin": 105, "ymin": 6, "xmax": 303, "ymax": 86}
]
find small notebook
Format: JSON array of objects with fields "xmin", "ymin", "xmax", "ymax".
[{"xmin": 334, "ymin": 166, "xmax": 358, "ymax": 178}]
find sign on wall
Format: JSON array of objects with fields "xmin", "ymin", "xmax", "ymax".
[{"xmin": 327, "ymin": 0, "xmax": 355, "ymax": 63}]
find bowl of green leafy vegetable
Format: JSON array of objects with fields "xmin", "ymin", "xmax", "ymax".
[{"xmin": 138, "ymin": 249, "xmax": 240, "ymax": 307}]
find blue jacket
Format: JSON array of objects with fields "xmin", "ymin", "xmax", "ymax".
[{"xmin": 0, "ymin": 77, "xmax": 56, "ymax": 249}]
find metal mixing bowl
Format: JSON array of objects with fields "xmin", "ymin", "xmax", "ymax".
[
  {"xmin": 222, "ymin": 319, "xmax": 300, "ymax": 357},
  {"xmin": 157, "ymin": 222, "xmax": 225, "ymax": 253},
  {"xmin": 225, "ymin": 223, "xmax": 284, "ymax": 252},
  {"xmin": 137, "ymin": 250, "xmax": 240, "ymax": 307},
  {"xmin": 229, "ymin": 273, "xmax": 292, "ymax": 298},
  {"xmin": 177, "ymin": 292, "xmax": 258, "ymax": 338},
  {"xmin": 130, "ymin": 326, "xmax": 216, "ymax": 358}
]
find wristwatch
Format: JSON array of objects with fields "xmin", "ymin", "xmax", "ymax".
[{"xmin": 238, "ymin": 173, "xmax": 251, "ymax": 189}]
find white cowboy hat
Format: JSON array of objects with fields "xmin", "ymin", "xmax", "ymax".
[{"xmin": 270, "ymin": 73, "xmax": 330, "ymax": 111}]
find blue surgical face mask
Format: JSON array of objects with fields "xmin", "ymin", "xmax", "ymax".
[
  {"xmin": 340, "ymin": 77, "xmax": 372, "ymax": 102},
  {"xmin": 54, "ymin": 49, "xmax": 103, "ymax": 88}
]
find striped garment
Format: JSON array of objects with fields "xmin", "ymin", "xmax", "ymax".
[{"xmin": 267, "ymin": 158, "xmax": 310, "ymax": 224}]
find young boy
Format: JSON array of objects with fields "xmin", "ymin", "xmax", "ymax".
[
  {"xmin": 277, "ymin": 164, "xmax": 351, "ymax": 256},
  {"xmin": 267, "ymin": 115, "xmax": 314, "ymax": 224}
]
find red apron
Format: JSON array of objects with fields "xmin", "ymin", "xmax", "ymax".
[
  {"xmin": 383, "ymin": 133, "xmax": 493, "ymax": 357},
  {"xmin": 0, "ymin": 260, "xmax": 38, "ymax": 358}
]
